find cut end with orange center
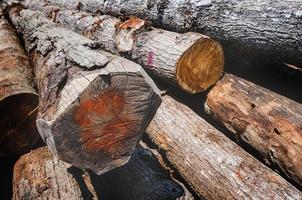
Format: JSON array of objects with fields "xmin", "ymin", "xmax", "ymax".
[
  {"xmin": 176, "ymin": 38, "xmax": 224, "ymax": 94},
  {"xmin": 74, "ymin": 87, "xmax": 137, "ymax": 154}
]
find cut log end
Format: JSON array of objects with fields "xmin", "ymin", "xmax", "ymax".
[
  {"xmin": 176, "ymin": 38, "xmax": 224, "ymax": 94},
  {"xmin": 0, "ymin": 93, "xmax": 39, "ymax": 155},
  {"xmin": 37, "ymin": 63, "xmax": 161, "ymax": 174}
]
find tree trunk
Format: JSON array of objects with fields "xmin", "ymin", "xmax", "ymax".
[
  {"xmin": 13, "ymin": 146, "xmax": 98, "ymax": 200},
  {"xmin": 205, "ymin": 73, "xmax": 302, "ymax": 187},
  {"xmin": 89, "ymin": 142, "xmax": 193, "ymax": 200},
  {"xmin": 0, "ymin": 14, "xmax": 40, "ymax": 156},
  {"xmin": 146, "ymin": 94, "xmax": 302, "ymax": 199},
  {"xmin": 9, "ymin": 7, "xmax": 161, "ymax": 175},
  {"xmin": 22, "ymin": 0, "xmax": 302, "ymax": 68},
  {"xmin": 20, "ymin": 3, "xmax": 224, "ymax": 94}
]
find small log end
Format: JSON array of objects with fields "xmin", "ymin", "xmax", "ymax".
[{"xmin": 176, "ymin": 37, "xmax": 224, "ymax": 94}]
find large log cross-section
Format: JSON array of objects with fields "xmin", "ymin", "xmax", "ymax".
[{"xmin": 9, "ymin": 7, "xmax": 161, "ymax": 174}]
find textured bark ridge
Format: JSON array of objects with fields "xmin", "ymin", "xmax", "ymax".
[
  {"xmin": 146, "ymin": 94, "xmax": 302, "ymax": 199},
  {"xmin": 21, "ymin": 2, "xmax": 224, "ymax": 94},
  {"xmin": 9, "ymin": 7, "xmax": 161, "ymax": 174},
  {"xmin": 13, "ymin": 146, "xmax": 98, "ymax": 200},
  {"xmin": 0, "ymin": 14, "xmax": 40, "ymax": 156},
  {"xmin": 22, "ymin": 0, "xmax": 302, "ymax": 67},
  {"xmin": 205, "ymin": 73, "xmax": 302, "ymax": 186}
]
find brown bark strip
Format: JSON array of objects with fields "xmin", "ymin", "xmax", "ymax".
[
  {"xmin": 146, "ymin": 94, "xmax": 302, "ymax": 199},
  {"xmin": 21, "ymin": 3, "xmax": 224, "ymax": 94},
  {"xmin": 9, "ymin": 7, "xmax": 161, "ymax": 174},
  {"xmin": 21, "ymin": 0, "xmax": 302, "ymax": 68},
  {"xmin": 0, "ymin": 12, "xmax": 40, "ymax": 156},
  {"xmin": 205, "ymin": 73, "xmax": 302, "ymax": 187}
]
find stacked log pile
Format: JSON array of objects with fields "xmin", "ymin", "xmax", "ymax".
[{"xmin": 0, "ymin": 1, "xmax": 302, "ymax": 200}]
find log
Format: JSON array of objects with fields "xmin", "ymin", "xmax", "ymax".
[
  {"xmin": 0, "ymin": 12, "xmax": 40, "ymax": 156},
  {"xmin": 146, "ymin": 94, "xmax": 302, "ymax": 199},
  {"xmin": 21, "ymin": 0, "xmax": 302, "ymax": 68},
  {"xmin": 205, "ymin": 73, "xmax": 302, "ymax": 186},
  {"xmin": 9, "ymin": 7, "xmax": 161, "ymax": 174},
  {"xmin": 89, "ymin": 142, "xmax": 192, "ymax": 200},
  {"xmin": 13, "ymin": 146, "xmax": 98, "ymax": 200},
  {"xmin": 21, "ymin": 3, "xmax": 224, "ymax": 94}
]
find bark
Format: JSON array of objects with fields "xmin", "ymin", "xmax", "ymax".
[
  {"xmin": 21, "ymin": 0, "xmax": 302, "ymax": 68},
  {"xmin": 205, "ymin": 73, "xmax": 302, "ymax": 187},
  {"xmin": 9, "ymin": 7, "xmax": 161, "ymax": 174},
  {"xmin": 146, "ymin": 94, "xmax": 302, "ymax": 199},
  {"xmin": 89, "ymin": 142, "xmax": 192, "ymax": 200},
  {"xmin": 0, "ymin": 14, "xmax": 40, "ymax": 156},
  {"xmin": 21, "ymin": 3, "xmax": 224, "ymax": 94},
  {"xmin": 13, "ymin": 146, "xmax": 98, "ymax": 200}
]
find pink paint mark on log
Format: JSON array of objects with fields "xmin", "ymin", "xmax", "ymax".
[{"xmin": 147, "ymin": 51, "xmax": 155, "ymax": 68}]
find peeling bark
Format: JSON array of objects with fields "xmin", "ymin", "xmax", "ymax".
[
  {"xmin": 9, "ymin": 7, "xmax": 161, "ymax": 174},
  {"xmin": 146, "ymin": 94, "xmax": 302, "ymax": 199},
  {"xmin": 0, "ymin": 13, "xmax": 40, "ymax": 156},
  {"xmin": 205, "ymin": 73, "xmax": 302, "ymax": 187},
  {"xmin": 20, "ymin": 3, "xmax": 224, "ymax": 94},
  {"xmin": 21, "ymin": 0, "xmax": 302, "ymax": 67}
]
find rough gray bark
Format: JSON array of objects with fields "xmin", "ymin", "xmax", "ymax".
[
  {"xmin": 21, "ymin": 0, "xmax": 302, "ymax": 68},
  {"xmin": 9, "ymin": 7, "xmax": 161, "ymax": 174},
  {"xmin": 146, "ymin": 94, "xmax": 302, "ymax": 199},
  {"xmin": 20, "ymin": 3, "xmax": 224, "ymax": 94},
  {"xmin": 205, "ymin": 73, "xmax": 302, "ymax": 187},
  {"xmin": 13, "ymin": 146, "xmax": 98, "ymax": 200},
  {"xmin": 0, "ymin": 13, "xmax": 40, "ymax": 156}
]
